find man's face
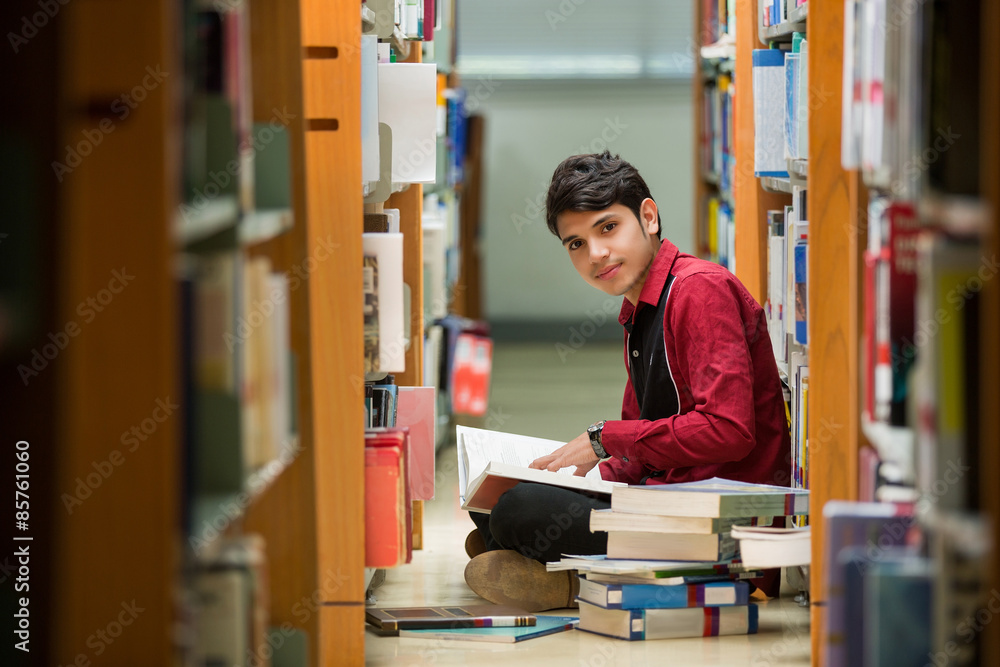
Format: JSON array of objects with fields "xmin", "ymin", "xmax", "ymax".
[{"xmin": 556, "ymin": 200, "xmax": 660, "ymax": 304}]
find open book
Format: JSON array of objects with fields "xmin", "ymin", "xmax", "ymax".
[{"xmin": 456, "ymin": 425, "xmax": 624, "ymax": 513}]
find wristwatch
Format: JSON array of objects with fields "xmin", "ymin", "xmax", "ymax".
[{"xmin": 587, "ymin": 420, "xmax": 609, "ymax": 459}]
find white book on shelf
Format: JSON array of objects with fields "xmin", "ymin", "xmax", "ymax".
[
  {"xmin": 362, "ymin": 232, "xmax": 406, "ymax": 373},
  {"xmin": 752, "ymin": 49, "xmax": 789, "ymax": 177},
  {"xmin": 730, "ymin": 525, "xmax": 811, "ymax": 568},
  {"xmin": 378, "ymin": 62, "xmax": 438, "ymax": 184},
  {"xmin": 361, "ymin": 34, "xmax": 381, "ymax": 184}
]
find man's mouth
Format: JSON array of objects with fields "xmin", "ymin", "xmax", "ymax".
[{"xmin": 597, "ymin": 264, "xmax": 621, "ymax": 281}]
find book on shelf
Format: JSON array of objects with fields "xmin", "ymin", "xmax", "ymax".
[
  {"xmin": 577, "ymin": 577, "xmax": 749, "ymax": 611},
  {"xmin": 609, "ymin": 477, "xmax": 809, "ymax": 518},
  {"xmin": 588, "ymin": 509, "xmax": 770, "ymax": 535},
  {"xmin": 752, "ymin": 48, "xmax": 789, "ymax": 177},
  {"xmin": 364, "ymin": 428, "xmax": 411, "ymax": 568},
  {"xmin": 577, "ymin": 600, "xmax": 758, "ymax": 641},
  {"xmin": 378, "ymin": 62, "xmax": 438, "ymax": 184},
  {"xmin": 820, "ymin": 501, "xmax": 914, "ymax": 667},
  {"xmin": 398, "ymin": 615, "xmax": 577, "ymax": 643},
  {"xmin": 363, "ymin": 254, "xmax": 380, "ymax": 374},
  {"xmin": 606, "ymin": 530, "xmax": 737, "ymax": 562},
  {"xmin": 912, "ymin": 234, "xmax": 982, "ymax": 513},
  {"xmin": 456, "ymin": 425, "xmax": 624, "ymax": 514},
  {"xmin": 864, "ymin": 551, "xmax": 933, "ymax": 667},
  {"xmin": 450, "ymin": 333, "xmax": 492, "ymax": 417},
  {"xmin": 730, "ymin": 525, "xmax": 810, "ymax": 568},
  {"xmin": 362, "ymin": 232, "xmax": 405, "ymax": 373},
  {"xmin": 192, "ymin": 535, "xmax": 268, "ymax": 667},
  {"xmin": 365, "ymin": 604, "xmax": 536, "ymax": 633},
  {"xmin": 396, "ymin": 386, "xmax": 436, "ymax": 501}
]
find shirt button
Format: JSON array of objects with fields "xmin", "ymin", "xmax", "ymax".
[
  {"xmin": 622, "ymin": 456, "xmax": 629, "ymax": 462},
  {"xmin": 632, "ymin": 350, "xmax": 639, "ymax": 357}
]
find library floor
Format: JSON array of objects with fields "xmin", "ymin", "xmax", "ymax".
[{"xmin": 365, "ymin": 342, "xmax": 811, "ymax": 666}]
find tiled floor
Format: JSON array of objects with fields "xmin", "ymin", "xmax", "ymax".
[{"xmin": 365, "ymin": 342, "xmax": 811, "ymax": 666}]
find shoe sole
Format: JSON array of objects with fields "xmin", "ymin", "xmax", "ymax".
[{"xmin": 464, "ymin": 551, "xmax": 576, "ymax": 612}]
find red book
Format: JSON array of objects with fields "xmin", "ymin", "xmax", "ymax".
[
  {"xmin": 365, "ymin": 429, "xmax": 412, "ymax": 567},
  {"xmin": 451, "ymin": 334, "xmax": 492, "ymax": 416}
]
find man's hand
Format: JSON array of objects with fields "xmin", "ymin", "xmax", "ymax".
[{"xmin": 528, "ymin": 432, "xmax": 600, "ymax": 477}]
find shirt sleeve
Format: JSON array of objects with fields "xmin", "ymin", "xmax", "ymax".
[
  {"xmin": 599, "ymin": 273, "xmax": 757, "ymax": 471},
  {"xmin": 598, "ymin": 376, "xmax": 646, "ymax": 483}
]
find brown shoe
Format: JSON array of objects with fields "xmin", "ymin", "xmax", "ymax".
[
  {"xmin": 464, "ymin": 550, "xmax": 579, "ymax": 612},
  {"xmin": 465, "ymin": 529, "xmax": 488, "ymax": 559}
]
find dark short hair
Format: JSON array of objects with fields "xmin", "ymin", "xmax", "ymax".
[{"xmin": 545, "ymin": 151, "xmax": 662, "ymax": 240}]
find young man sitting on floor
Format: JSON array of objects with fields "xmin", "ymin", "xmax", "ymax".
[{"xmin": 463, "ymin": 151, "xmax": 791, "ymax": 612}]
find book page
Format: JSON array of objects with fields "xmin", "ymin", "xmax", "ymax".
[{"xmin": 456, "ymin": 426, "xmax": 603, "ymax": 500}]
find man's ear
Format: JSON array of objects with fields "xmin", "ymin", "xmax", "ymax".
[{"xmin": 640, "ymin": 198, "xmax": 659, "ymax": 236}]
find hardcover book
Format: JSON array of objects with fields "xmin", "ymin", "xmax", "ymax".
[
  {"xmin": 610, "ymin": 477, "xmax": 809, "ymax": 518},
  {"xmin": 577, "ymin": 600, "xmax": 758, "ymax": 641},
  {"xmin": 589, "ymin": 509, "xmax": 768, "ymax": 535},
  {"xmin": 365, "ymin": 604, "xmax": 535, "ymax": 633},
  {"xmin": 577, "ymin": 578, "xmax": 749, "ymax": 610},
  {"xmin": 456, "ymin": 426, "xmax": 624, "ymax": 514},
  {"xmin": 606, "ymin": 530, "xmax": 737, "ymax": 562}
]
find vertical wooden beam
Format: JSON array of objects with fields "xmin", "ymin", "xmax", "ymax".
[
  {"xmin": 243, "ymin": 0, "xmax": 329, "ymax": 663},
  {"xmin": 692, "ymin": 0, "xmax": 707, "ymax": 258},
  {"xmin": 52, "ymin": 1, "xmax": 179, "ymax": 663},
  {"xmin": 733, "ymin": 0, "xmax": 789, "ymax": 305},
  {"xmin": 979, "ymin": 0, "xmax": 1000, "ymax": 663},
  {"xmin": 807, "ymin": 4, "xmax": 859, "ymax": 666}
]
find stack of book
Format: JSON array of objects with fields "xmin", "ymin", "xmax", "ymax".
[{"xmin": 561, "ymin": 477, "xmax": 810, "ymax": 640}]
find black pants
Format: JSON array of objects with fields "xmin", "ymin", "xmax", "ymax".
[{"xmin": 469, "ymin": 482, "xmax": 611, "ymax": 563}]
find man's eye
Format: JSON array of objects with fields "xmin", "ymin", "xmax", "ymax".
[
  {"xmin": 602, "ymin": 223, "xmax": 617, "ymax": 233},
  {"xmin": 569, "ymin": 240, "xmax": 582, "ymax": 251}
]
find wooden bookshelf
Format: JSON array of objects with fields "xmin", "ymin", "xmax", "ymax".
[
  {"xmin": 51, "ymin": 1, "xmax": 180, "ymax": 663},
  {"xmin": 242, "ymin": 0, "xmax": 367, "ymax": 664},
  {"xmin": 804, "ymin": 5, "xmax": 861, "ymax": 664}
]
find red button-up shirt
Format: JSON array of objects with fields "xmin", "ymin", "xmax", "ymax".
[{"xmin": 599, "ymin": 239, "xmax": 791, "ymax": 488}]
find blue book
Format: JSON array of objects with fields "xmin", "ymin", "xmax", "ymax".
[
  {"xmin": 398, "ymin": 615, "xmax": 578, "ymax": 643},
  {"xmin": 578, "ymin": 578, "xmax": 749, "ymax": 610},
  {"xmin": 794, "ymin": 241, "xmax": 808, "ymax": 344}
]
